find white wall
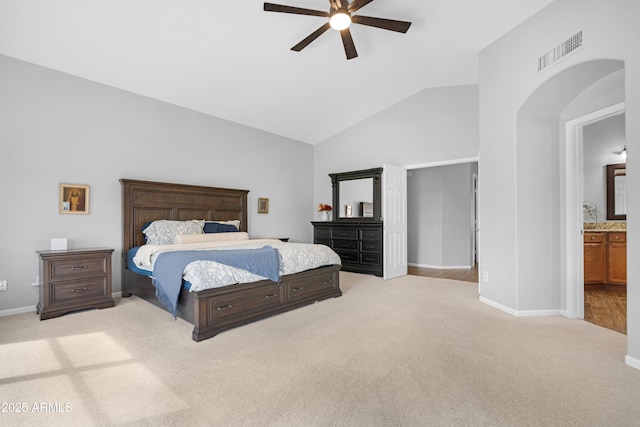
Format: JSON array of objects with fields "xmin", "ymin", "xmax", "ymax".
[
  {"xmin": 0, "ymin": 54, "xmax": 314, "ymax": 313},
  {"xmin": 407, "ymin": 163, "xmax": 477, "ymax": 268},
  {"xmin": 479, "ymin": 0, "xmax": 640, "ymax": 364},
  {"xmin": 313, "ymin": 84, "xmax": 479, "ymax": 218}
]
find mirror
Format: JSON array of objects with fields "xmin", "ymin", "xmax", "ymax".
[
  {"xmin": 606, "ymin": 163, "xmax": 626, "ymax": 220},
  {"xmin": 339, "ymin": 178, "xmax": 373, "ymax": 218},
  {"xmin": 329, "ymin": 168, "xmax": 382, "ymax": 221}
]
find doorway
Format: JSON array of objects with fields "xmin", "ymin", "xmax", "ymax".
[
  {"xmin": 575, "ymin": 109, "xmax": 627, "ymax": 334},
  {"xmin": 565, "ymin": 101, "xmax": 626, "ymax": 321},
  {"xmin": 405, "ymin": 159, "xmax": 478, "ymax": 281}
]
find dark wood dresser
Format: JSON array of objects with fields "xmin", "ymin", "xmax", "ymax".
[
  {"xmin": 313, "ymin": 221, "xmax": 383, "ymax": 276},
  {"xmin": 37, "ymin": 248, "xmax": 115, "ymax": 320}
]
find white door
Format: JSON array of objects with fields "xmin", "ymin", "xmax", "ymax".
[{"xmin": 383, "ymin": 164, "xmax": 408, "ymax": 280}]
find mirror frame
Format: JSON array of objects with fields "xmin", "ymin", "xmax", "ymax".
[
  {"xmin": 329, "ymin": 168, "xmax": 382, "ymax": 222},
  {"xmin": 606, "ymin": 163, "xmax": 626, "ymax": 220}
]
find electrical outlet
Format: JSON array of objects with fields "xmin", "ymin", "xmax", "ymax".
[
  {"xmin": 482, "ymin": 271, "xmax": 489, "ymax": 282},
  {"xmin": 0, "ymin": 280, "xmax": 7, "ymax": 291}
]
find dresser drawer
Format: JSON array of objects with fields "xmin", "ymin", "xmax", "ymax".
[
  {"xmin": 52, "ymin": 277, "xmax": 108, "ymax": 305},
  {"xmin": 332, "ymin": 239, "xmax": 358, "ymax": 251},
  {"xmin": 207, "ymin": 282, "xmax": 283, "ymax": 323},
  {"xmin": 361, "ymin": 229, "xmax": 380, "ymax": 240},
  {"xmin": 51, "ymin": 257, "xmax": 107, "ymax": 279},
  {"xmin": 360, "ymin": 253, "xmax": 380, "ymax": 265},
  {"xmin": 332, "ymin": 228, "xmax": 358, "ymax": 239},
  {"xmin": 315, "ymin": 228, "xmax": 331, "ymax": 239},
  {"xmin": 315, "ymin": 238, "xmax": 331, "ymax": 246},
  {"xmin": 335, "ymin": 251, "xmax": 359, "ymax": 263},
  {"xmin": 361, "ymin": 241, "xmax": 379, "ymax": 252}
]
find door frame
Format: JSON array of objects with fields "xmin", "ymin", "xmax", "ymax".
[{"xmin": 564, "ymin": 102, "xmax": 625, "ymax": 319}]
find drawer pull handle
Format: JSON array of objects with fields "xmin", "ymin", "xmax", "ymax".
[
  {"xmin": 591, "ymin": 237, "xmax": 595, "ymax": 240},
  {"xmin": 615, "ymin": 236, "xmax": 620, "ymax": 239},
  {"xmin": 264, "ymin": 293, "xmax": 279, "ymax": 299},
  {"xmin": 71, "ymin": 287, "xmax": 89, "ymax": 293},
  {"xmin": 71, "ymin": 266, "xmax": 88, "ymax": 270},
  {"xmin": 217, "ymin": 304, "xmax": 233, "ymax": 311},
  {"xmin": 292, "ymin": 286, "xmax": 304, "ymax": 292},
  {"xmin": 323, "ymin": 280, "xmax": 333, "ymax": 285}
]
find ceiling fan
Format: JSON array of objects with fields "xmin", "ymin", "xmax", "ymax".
[{"xmin": 263, "ymin": 0, "xmax": 412, "ymax": 60}]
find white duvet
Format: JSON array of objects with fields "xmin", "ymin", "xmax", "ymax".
[{"xmin": 133, "ymin": 239, "xmax": 341, "ymax": 292}]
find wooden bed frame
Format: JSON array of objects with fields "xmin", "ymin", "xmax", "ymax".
[{"xmin": 120, "ymin": 179, "xmax": 341, "ymax": 341}]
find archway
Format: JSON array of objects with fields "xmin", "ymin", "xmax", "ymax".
[{"xmin": 515, "ymin": 59, "xmax": 625, "ymax": 317}]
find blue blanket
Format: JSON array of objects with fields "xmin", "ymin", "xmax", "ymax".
[{"xmin": 152, "ymin": 246, "xmax": 280, "ymax": 317}]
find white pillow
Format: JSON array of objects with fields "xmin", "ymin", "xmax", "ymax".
[
  {"xmin": 174, "ymin": 232, "xmax": 249, "ymax": 244},
  {"xmin": 143, "ymin": 220, "xmax": 204, "ymax": 245}
]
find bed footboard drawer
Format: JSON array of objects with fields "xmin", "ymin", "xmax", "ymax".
[
  {"xmin": 205, "ymin": 282, "xmax": 283, "ymax": 324},
  {"xmin": 286, "ymin": 269, "xmax": 339, "ymax": 303}
]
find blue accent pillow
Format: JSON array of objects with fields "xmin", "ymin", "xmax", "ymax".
[{"xmin": 203, "ymin": 222, "xmax": 239, "ymax": 233}]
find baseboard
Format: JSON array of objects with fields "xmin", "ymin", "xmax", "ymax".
[
  {"xmin": 0, "ymin": 305, "xmax": 36, "ymax": 317},
  {"xmin": 625, "ymin": 355, "xmax": 640, "ymax": 371},
  {"xmin": 409, "ymin": 263, "xmax": 473, "ymax": 269},
  {"xmin": 479, "ymin": 296, "xmax": 563, "ymax": 317},
  {"xmin": 0, "ymin": 291, "xmax": 122, "ymax": 318}
]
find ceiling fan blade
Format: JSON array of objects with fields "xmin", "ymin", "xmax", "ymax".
[
  {"xmin": 328, "ymin": 0, "xmax": 341, "ymax": 10},
  {"xmin": 348, "ymin": 0, "xmax": 374, "ymax": 13},
  {"xmin": 340, "ymin": 28, "xmax": 358, "ymax": 60},
  {"xmin": 351, "ymin": 15, "xmax": 412, "ymax": 33},
  {"xmin": 291, "ymin": 23, "xmax": 331, "ymax": 52},
  {"xmin": 264, "ymin": 3, "xmax": 329, "ymax": 18}
]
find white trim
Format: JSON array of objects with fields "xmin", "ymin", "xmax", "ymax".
[
  {"xmin": 0, "ymin": 292, "xmax": 122, "ymax": 317},
  {"xmin": 0, "ymin": 305, "xmax": 36, "ymax": 317},
  {"xmin": 564, "ymin": 102, "xmax": 625, "ymax": 319},
  {"xmin": 625, "ymin": 355, "xmax": 640, "ymax": 371},
  {"xmin": 405, "ymin": 156, "xmax": 479, "ymax": 170},
  {"xmin": 480, "ymin": 296, "xmax": 563, "ymax": 317},
  {"xmin": 409, "ymin": 263, "xmax": 473, "ymax": 269}
]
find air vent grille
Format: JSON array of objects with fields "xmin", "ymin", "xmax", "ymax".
[{"xmin": 537, "ymin": 31, "xmax": 583, "ymax": 72}]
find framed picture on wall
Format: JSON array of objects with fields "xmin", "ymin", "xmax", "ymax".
[
  {"xmin": 59, "ymin": 184, "xmax": 90, "ymax": 214},
  {"xmin": 258, "ymin": 198, "xmax": 269, "ymax": 214}
]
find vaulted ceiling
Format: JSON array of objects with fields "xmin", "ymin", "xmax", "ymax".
[{"xmin": 0, "ymin": 0, "xmax": 555, "ymax": 144}]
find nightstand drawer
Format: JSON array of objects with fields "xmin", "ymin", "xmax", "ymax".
[
  {"xmin": 52, "ymin": 277, "xmax": 108, "ymax": 305},
  {"xmin": 51, "ymin": 257, "xmax": 107, "ymax": 279}
]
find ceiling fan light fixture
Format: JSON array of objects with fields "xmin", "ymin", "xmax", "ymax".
[{"xmin": 330, "ymin": 11, "xmax": 351, "ymax": 30}]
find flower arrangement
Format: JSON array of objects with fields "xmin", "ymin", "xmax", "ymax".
[{"xmin": 318, "ymin": 203, "xmax": 332, "ymax": 212}]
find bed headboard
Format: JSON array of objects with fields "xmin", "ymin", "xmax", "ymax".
[{"xmin": 120, "ymin": 179, "xmax": 249, "ymax": 255}]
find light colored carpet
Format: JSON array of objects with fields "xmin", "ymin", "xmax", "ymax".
[{"xmin": 1, "ymin": 272, "xmax": 639, "ymax": 426}]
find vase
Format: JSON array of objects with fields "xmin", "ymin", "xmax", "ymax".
[{"xmin": 321, "ymin": 211, "xmax": 330, "ymax": 221}]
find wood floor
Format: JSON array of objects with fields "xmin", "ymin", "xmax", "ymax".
[
  {"xmin": 584, "ymin": 284, "xmax": 627, "ymax": 335},
  {"xmin": 409, "ymin": 265, "xmax": 626, "ymax": 335},
  {"xmin": 408, "ymin": 264, "xmax": 478, "ymax": 283}
]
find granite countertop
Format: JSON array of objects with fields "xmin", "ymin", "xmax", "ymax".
[{"xmin": 583, "ymin": 222, "xmax": 626, "ymax": 232}]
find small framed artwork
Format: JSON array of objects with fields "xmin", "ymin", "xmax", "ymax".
[
  {"xmin": 258, "ymin": 198, "xmax": 269, "ymax": 214},
  {"xmin": 59, "ymin": 184, "xmax": 90, "ymax": 214}
]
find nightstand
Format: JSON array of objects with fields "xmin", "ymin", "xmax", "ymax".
[{"xmin": 36, "ymin": 248, "xmax": 115, "ymax": 320}]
